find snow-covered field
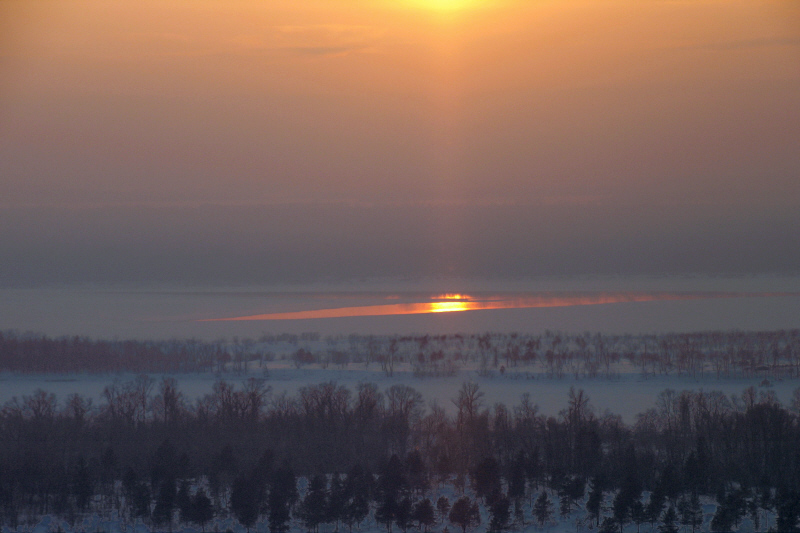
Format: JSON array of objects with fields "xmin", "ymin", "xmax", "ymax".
[
  {"xmin": 2, "ymin": 363, "xmax": 797, "ymax": 423},
  {"xmin": 13, "ymin": 485, "xmax": 769, "ymax": 533}
]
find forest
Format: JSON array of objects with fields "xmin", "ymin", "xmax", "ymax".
[
  {"xmin": 1, "ymin": 329, "xmax": 799, "ymax": 379},
  {"xmin": 2, "ymin": 377, "xmax": 800, "ymax": 532}
]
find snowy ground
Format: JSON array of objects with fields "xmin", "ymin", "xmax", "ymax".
[
  {"xmin": 1, "ymin": 363, "xmax": 797, "ymax": 423},
  {"xmin": 12, "ymin": 486, "xmax": 772, "ymax": 533}
]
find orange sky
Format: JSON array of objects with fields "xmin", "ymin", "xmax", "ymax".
[
  {"xmin": 2, "ymin": 0, "xmax": 798, "ymax": 207},
  {"xmin": 1, "ymin": 0, "xmax": 799, "ymax": 285}
]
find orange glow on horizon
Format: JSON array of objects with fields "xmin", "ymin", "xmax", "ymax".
[
  {"xmin": 430, "ymin": 300, "xmax": 471, "ymax": 313},
  {"xmin": 198, "ymin": 292, "xmax": 790, "ymax": 322},
  {"xmin": 434, "ymin": 293, "xmax": 470, "ymax": 300}
]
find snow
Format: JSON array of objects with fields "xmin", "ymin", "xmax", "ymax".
[{"xmin": 1, "ymin": 363, "xmax": 797, "ymax": 423}]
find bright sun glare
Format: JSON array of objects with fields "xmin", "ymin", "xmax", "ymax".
[{"xmin": 408, "ymin": 0, "xmax": 482, "ymax": 11}]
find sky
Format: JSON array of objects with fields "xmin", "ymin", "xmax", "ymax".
[{"xmin": 1, "ymin": 0, "xmax": 799, "ymax": 287}]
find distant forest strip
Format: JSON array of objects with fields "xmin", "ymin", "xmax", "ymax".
[
  {"xmin": 1, "ymin": 329, "xmax": 799, "ymax": 378},
  {"xmin": 2, "ymin": 379, "xmax": 800, "ymax": 530}
]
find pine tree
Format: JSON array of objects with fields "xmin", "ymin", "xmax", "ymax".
[
  {"xmin": 630, "ymin": 499, "xmax": 645, "ymax": 533},
  {"xmin": 411, "ymin": 498, "xmax": 436, "ymax": 533},
  {"xmin": 191, "ymin": 489, "xmax": 214, "ymax": 532},
  {"xmin": 231, "ymin": 475, "xmax": 259, "ymax": 532},
  {"xmin": 472, "ymin": 457, "xmax": 501, "ymax": 502},
  {"xmin": 775, "ymin": 488, "xmax": 800, "ymax": 533},
  {"xmin": 176, "ymin": 480, "xmax": 192, "ymax": 524},
  {"xmin": 395, "ymin": 497, "xmax": 413, "ymax": 533},
  {"xmin": 488, "ymin": 493, "xmax": 511, "ymax": 532},
  {"xmin": 645, "ymin": 487, "xmax": 666, "ymax": 529},
  {"xmin": 327, "ymin": 473, "xmax": 346, "ymax": 530},
  {"xmin": 436, "ymin": 496, "xmax": 451, "ymax": 524},
  {"xmin": 72, "ymin": 456, "xmax": 93, "ymax": 513},
  {"xmin": 375, "ymin": 496, "xmax": 398, "ymax": 532},
  {"xmin": 599, "ymin": 517, "xmax": 619, "ymax": 533},
  {"xmin": 659, "ymin": 506, "xmax": 679, "ymax": 533},
  {"xmin": 152, "ymin": 477, "xmax": 176, "ymax": 531},
  {"xmin": 269, "ymin": 466, "xmax": 298, "ymax": 533},
  {"xmin": 507, "ymin": 451, "xmax": 526, "ymax": 502},
  {"xmin": 533, "ymin": 491, "xmax": 553, "ymax": 526},
  {"xmin": 586, "ymin": 477, "xmax": 604, "ymax": 527},
  {"xmin": 298, "ymin": 474, "xmax": 328, "ymax": 533},
  {"xmin": 513, "ymin": 498, "xmax": 526, "ymax": 528},
  {"xmin": 679, "ymin": 492, "xmax": 703, "ymax": 533},
  {"xmin": 710, "ymin": 501, "xmax": 734, "ymax": 532},
  {"xmin": 406, "ymin": 451, "xmax": 429, "ymax": 494},
  {"xmin": 343, "ymin": 465, "xmax": 371, "ymax": 532},
  {"xmin": 448, "ymin": 496, "xmax": 481, "ymax": 533},
  {"xmin": 612, "ymin": 488, "xmax": 633, "ymax": 532}
]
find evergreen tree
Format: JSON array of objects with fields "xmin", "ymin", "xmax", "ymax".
[
  {"xmin": 436, "ymin": 496, "xmax": 451, "ymax": 524},
  {"xmin": 448, "ymin": 496, "xmax": 481, "ymax": 533},
  {"xmin": 645, "ymin": 487, "xmax": 666, "ymax": 529},
  {"xmin": 298, "ymin": 474, "xmax": 328, "ymax": 533},
  {"xmin": 191, "ymin": 489, "xmax": 214, "ymax": 532},
  {"xmin": 513, "ymin": 498, "xmax": 526, "ymax": 528},
  {"xmin": 176, "ymin": 479, "xmax": 192, "ymax": 524},
  {"xmin": 747, "ymin": 492, "xmax": 760, "ymax": 533},
  {"xmin": 131, "ymin": 481, "xmax": 151, "ymax": 522},
  {"xmin": 612, "ymin": 487, "xmax": 633, "ymax": 532},
  {"xmin": 630, "ymin": 499, "xmax": 645, "ymax": 533},
  {"xmin": 153, "ymin": 477, "xmax": 176, "ymax": 530},
  {"xmin": 507, "ymin": 451, "xmax": 526, "ymax": 502},
  {"xmin": 472, "ymin": 457, "xmax": 501, "ymax": 502},
  {"xmin": 758, "ymin": 483, "xmax": 774, "ymax": 531},
  {"xmin": 343, "ymin": 465, "xmax": 371, "ymax": 532},
  {"xmin": 599, "ymin": 517, "xmax": 619, "ymax": 533},
  {"xmin": 710, "ymin": 502, "xmax": 734, "ymax": 532},
  {"xmin": 533, "ymin": 491, "xmax": 553, "ymax": 526},
  {"xmin": 659, "ymin": 506, "xmax": 679, "ymax": 533},
  {"xmin": 559, "ymin": 489, "xmax": 572, "ymax": 517},
  {"xmin": 395, "ymin": 497, "xmax": 413, "ymax": 533},
  {"xmin": 411, "ymin": 498, "xmax": 436, "ymax": 533},
  {"xmin": 378, "ymin": 455, "xmax": 408, "ymax": 501},
  {"xmin": 586, "ymin": 477, "xmax": 604, "ymax": 527},
  {"xmin": 327, "ymin": 473, "xmax": 346, "ymax": 530},
  {"xmin": 231, "ymin": 475, "xmax": 260, "ymax": 532},
  {"xmin": 269, "ymin": 466, "xmax": 298, "ymax": 533},
  {"xmin": 72, "ymin": 456, "xmax": 93, "ymax": 512},
  {"xmin": 406, "ymin": 451, "xmax": 429, "ymax": 494},
  {"xmin": 488, "ymin": 493, "xmax": 511, "ymax": 532},
  {"xmin": 725, "ymin": 487, "xmax": 747, "ymax": 528},
  {"xmin": 375, "ymin": 496, "xmax": 398, "ymax": 532},
  {"xmin": 775, "ymin": 488, "xmax": 800, "ymax": 532},
  {"xmin": 679, "ymin": 492, "xmax": 703, "ymax": 533}
]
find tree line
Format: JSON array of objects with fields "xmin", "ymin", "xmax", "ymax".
[
  {"xmin": 2, "ymin": 378, "xmax": 800, "ymax": 531},
  {"xmin": 1, "ymin": 329, "xmax": 799, "ymax": 378}
]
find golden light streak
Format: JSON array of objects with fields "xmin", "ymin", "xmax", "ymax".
[
  {"xmin": 199, "ymin": 292, "xmax": 791, "ymax": 322},
  {"xmin": 434, "ymin": 293, "xmax": 470, "ymax": 300},
  {"xmin": 430, "ymin": 300, "xmax": 471, "ymax": 313}
]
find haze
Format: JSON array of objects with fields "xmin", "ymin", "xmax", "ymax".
[{"xmin": 1, "ymin": 0, "xmax": 799, "ymax": 287}]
